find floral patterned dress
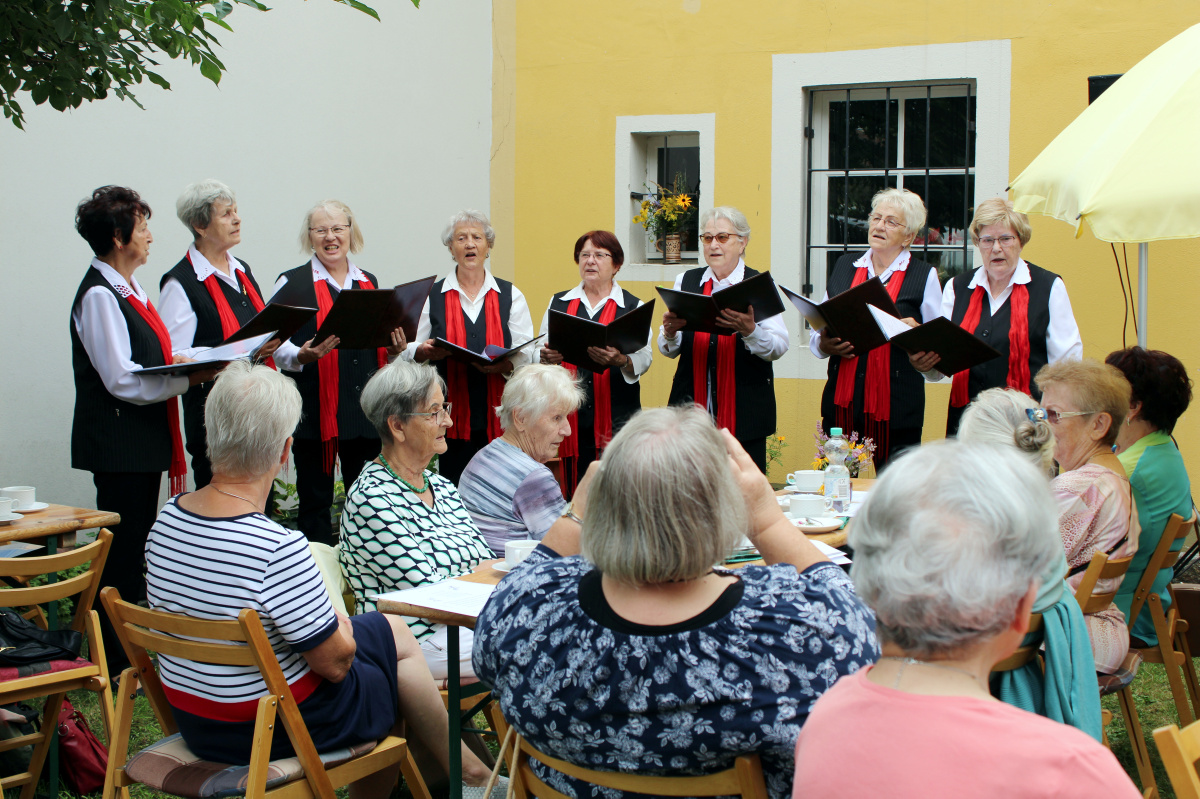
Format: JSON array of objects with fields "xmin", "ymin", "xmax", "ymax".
[
  {"xmin": 472, "ymin": 551, "xmax": 879, "ymax": 798},
  {"xmin": 1054, "ymin": 463, "xmax": 1140, "ymax": 674}
]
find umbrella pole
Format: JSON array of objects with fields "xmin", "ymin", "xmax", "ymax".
[{"xmin": 1138, "ymin": 243, "xmax": 1149, "ymax": 348}]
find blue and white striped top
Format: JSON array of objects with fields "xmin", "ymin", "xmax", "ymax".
[{"xmin": 458, "ymin": 438, "xmax": 567, "ymax": 556}]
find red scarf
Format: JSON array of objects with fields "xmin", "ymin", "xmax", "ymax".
[
  {"xmin": 950, "ymin": 283, "xmax": 1031, "ymax": 408},
  {"xmin": 443, "ymin": 289, "xmax": 505, "ymax": 442},
  {"xmin": 832, "ymin": 264, "xmax": 909, "ymax": 463},
  {"xmin": 313, "ymin": 276, "xmax": 388, "ymax": 473},
  {"xmin": 193, "ymin": 254, "xmax": 275, "ymax": 369},
  {"xmin": 690, "ymin": 280, "xmax": 738, "ymax": 435},
  {"xmin": 560, "ymin": 296, "xmax": 619, "ymax": 460},
  {"xmin": 123, "ymin": 294, "xmax": 187, "ymax": 496}
]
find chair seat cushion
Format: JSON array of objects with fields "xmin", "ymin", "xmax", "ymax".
[
  {"xmin": 0, "ymin": 657, "xmax": 93, "ymax": 682},
  {"xmin": 124, "ymin": 733, "xmax": 377, "ymax": 799},
  {"xmin": 1097, "ymin": 650, "xmax": 1142, "ymax": 696}
]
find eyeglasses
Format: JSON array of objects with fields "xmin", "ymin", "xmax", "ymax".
[
  {"xmin": 977, "ymin": 235, "xmax": 1019, "ymax": 249},
  {"xmin": 699, "ymin": 232, "xmax": 740, "ymax": 245},
  {"xmin": 867, "ymin": 214, "xmax": 905, "ymax": 231},
  {"xmin": 579, "ymin": 251, "xmax": 612, "ymax": 261},
  {"xmin": 309, "ymin": 225, "xmax": 351, "ymax": 237},
  {"xmin": 409, "ymin": 403, "xmax": 452, "ymax": 421},
  {"xmin": 1026, "ymin": 407, "xmax": 1096, "ymax": 425}
]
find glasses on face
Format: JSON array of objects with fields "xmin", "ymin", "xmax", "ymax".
[
  {"xmin": 1026, "ymin": 407, "xmax": 1095, "ymax": 425},
  {"xmin": 579, "ymin": 250, "xmax": 612, "ymax": 261},
  {"xmin": 310, "ymin": 224, "xmax": 351, "ymax": 237},
  {"xmin": 699, "ymin": 232, "xmax": 740, "ymax": 245},
  {"xmin": 977, "ymin": 235, "xmax": 1019, "ymax": 249},
  {"xmin": 409, "ymin": 403, "xmax": 452, "ymax": 421},
  {"xmin": 867, "ymin": 214, "xmax": 905, "ymax": 231}
]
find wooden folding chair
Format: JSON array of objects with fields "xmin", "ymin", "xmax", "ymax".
[
  {"xmin": 1153, "ymin": 719, "xmax": 1200, "ymax": 799},
  {"xmin": 990, "ymin": 613, "xmax": 1044, "ymax": 672},
  {"xmin": 0, "ymin": 528, "xmax": 115, "ymax": 799},
  {"xmin": 509, "ymin": 733, "xmax": 768, "ymax": 799},
  {"xmin": 100, "ymin": 587, "xmax": 428, "ymax": 799},
  {"xmin": 1125, "ymin": 512, "xmax": 1200, "ymax": 727}
]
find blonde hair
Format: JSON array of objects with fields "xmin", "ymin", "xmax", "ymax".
[
  {"xmin": 1034, "ymin": 359, "xmax": 1131, "ymax": 448},
  {"xmin": 970, "ymin": 198, "xmax": 1032, "ymax": 247},
  {"xmin": 299, "ymin": 199, "xmax": 365, "ymax": 254}
]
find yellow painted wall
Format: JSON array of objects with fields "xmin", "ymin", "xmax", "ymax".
[{"xmin": 493, "ymin": 1, "xmax": 1200, "ymax": 482}]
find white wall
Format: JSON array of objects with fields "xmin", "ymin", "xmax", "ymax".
[{"xmin": 0, "ymin": 0, "xmax": 493, "ymax": 507}]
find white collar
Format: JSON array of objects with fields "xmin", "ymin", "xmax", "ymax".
[
  {"xmin": 560, "ymin": 280, "xmax": 627, "ymax": 308},
  {"xmin": 441, "ymin": 267, "xmax": 499, "ymax": 297},
  {"xmin": 701, "ymin": 258, "xmax": 746, "ymax": 287},
  {"xmin": 853, "ymin": 249, "xmax": 911, "ymax": 276},
  {"xmin": 309, "ymin": 255, "xmax": 367, "ymax": 289},
  {"xmin": 187, "ymin": 243, "xmax": 243, "ymax": 282},
  {"xmin": 968, "ymin": 258, "xmax": 1031, "ymax": 291},
  {"xmin": 90, "ymin": 258, "xmax": 146, "ymax": 302}
]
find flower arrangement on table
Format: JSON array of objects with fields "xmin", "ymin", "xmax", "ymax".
[
  {"xmin": 632, "ymin": 175, "xmax": 695, "ymax": 240},
  {"xmin": 811, "ymin": 423, "xmax": 876, "ymax": 479}
]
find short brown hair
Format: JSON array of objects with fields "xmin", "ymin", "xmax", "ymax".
[
  {"xmin": 970, "ymin": 198, "xmax": 1033, "ymax": 247},
  {"xmin": 573, "ymin": 230, "xmax": 624, "ymax": 268},
  {"xmin": 1034, "ymin": 359, "xmax": 1130, "ymax": 447}
]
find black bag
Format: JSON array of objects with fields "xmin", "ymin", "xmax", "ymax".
[{"xmin": 0, "ymin": 607, "xmax": 82, "ymax": 665}]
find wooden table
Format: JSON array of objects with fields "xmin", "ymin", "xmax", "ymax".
[{"xmin": 0, "ymin": 504, "xmax": 121, "ymax": 546}]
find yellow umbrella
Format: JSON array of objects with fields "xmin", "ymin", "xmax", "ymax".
[{"xmin": 1009, "ymin": 22, "xmax": 1200, "ymax": 344}]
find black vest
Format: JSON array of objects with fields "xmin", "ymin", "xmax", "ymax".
[
  {"xmin": 820, "ymin": 253, "xmax": 934, "ymax": 433},
  {"xmin": 428, "ymin": 278, "xmax": 515, "ymax": 433},
  {"xmin": 70, "ymin": 268, "xmax": 172, "ymax": 473},
  {"xmin": 161, "ymin": 256, "xmax": 265, "ymax": 453},
  {"xmin": 548, "ymin": 288, "xmax": 643, "ymax": 433},
  {"xmin": 946, "ymin": 263, "xmax": 1058, "ymax": 435},
  {"xmin": 273, "ymin": 264, "xmax": 382, "ymax": 442},
  {"xmin": 666, "ymin": 267, "xmax": 776, "ymax": 441}
]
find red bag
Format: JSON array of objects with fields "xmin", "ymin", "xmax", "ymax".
[{"xmin": 55, "ymin": 698, "xmax": 108, "ymax": 795}]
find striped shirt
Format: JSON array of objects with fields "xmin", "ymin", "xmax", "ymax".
[
  {"xmin": 458, "ymin": 438, "xmax": 566, "ymax": 556},
  {"xmin": 145, "ymin": 498, "xmax": 337, "ymax": 721}
]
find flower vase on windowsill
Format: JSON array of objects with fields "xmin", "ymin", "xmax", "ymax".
[
  {"xmin": 633, "ymin": 175, "xmax": 694, "ymax": 264},
  {"xmin": 663, "ymin": 233, "xmax": 682, "ymax": 263}
]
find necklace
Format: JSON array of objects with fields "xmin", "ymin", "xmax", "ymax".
[
  {"xmin": 210, "ymin": 484, "xmax": 260, "ymax": 509},
  {"xmin": 378, "ymin": 453, "xmax": 428, "ymax": 493},
  {"xmin": 878, "ymin": 656, "xmax": 984, "ymax": 690}
]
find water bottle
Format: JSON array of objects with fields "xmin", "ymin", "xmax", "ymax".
[{"xmin": 823, "ymin": 427, "xmax": 852, "ymax": 514}]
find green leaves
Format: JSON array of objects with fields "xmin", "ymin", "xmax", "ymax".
[{"xmin": 0, "ymin": 0, "xmax": 384, "ymax": 129}]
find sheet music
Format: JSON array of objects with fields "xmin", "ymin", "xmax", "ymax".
[{"xmin": 372, "ymin": 579, "xmax": 496, "ymax": 617}]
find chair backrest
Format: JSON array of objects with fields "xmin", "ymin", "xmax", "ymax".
[
  {"xmin": 1126, "ymin": 511, "xmax": 1198, "ymax": 631},
  {"xmin": 100, "ymin": 587, "xmax": 340, "ymax": 799},
  {"xmin": 511, "ymin": 734, "xmax": 768, "ymax": 799},
  {"xmin": 991, "ymin": 613, "xmax": 1044, "ymax": 673},
  {"xmin": 1153, "ymin": 721, "xmax": 1200, "ymax": 799},
  {"xmin": 1072, "ymin": 552, "xmax": 1135, "ymax": 615},
  {"xmin": 0, "ymin": 529, "xmax": 112, "ymax": 634}
]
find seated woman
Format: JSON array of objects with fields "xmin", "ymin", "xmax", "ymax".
[
  {"xmin": 793, "ymin": 441, "xmax": 1139, "ymax": 799},
  {"xmin": 144, "ymin": 362, "xmax": 501, "ymax": 798},
  {"xmin": 1036, "ymin": 359, "xmax": 1140, "ymax": 674},
  {"xmin": 458, "ymin": 364, "xmax": 584, "ymax": 556},
  {"xmin": 340, "ymin": 360, "xmax": 495, "ymax": 681},
  {"xmin": 959, "ymin": 388, "xmax": 1100, "ymax": 738},
  {"xmin": 1106, "ymin": 347, "xmax": 1194, "ymax": 646},
  {"xmin": 473, "ymin": 406, "xmax": 879, "ymax": 799}
]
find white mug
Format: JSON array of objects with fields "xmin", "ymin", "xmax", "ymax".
[
  {"xmin": 0, "ymin": 498, "xmax": 12, "ymax": 516},
  {"xmin": 504, "ymin": 539, "xmax": 539, "ymax": 569},
  {"xmin": 786, "ymin": 470, "xmax": 824, "ymax": 493},
  {"xmin": 789, "ymin": 494, "xmax": 826, "ymax": 519},
  {"xmin": 0, "ymin": 486, "xmax": 34, "ymax": 510}
]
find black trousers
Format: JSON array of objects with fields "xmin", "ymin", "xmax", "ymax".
[
  {"xmin": 437, "ymin": 428, "xmax": 490, "ymax": 487},
  {"xmin": 92, "ymin": 470, "xmax": 162, "ymax": 674},
  {"xmin": 187, "ymin": 437, "xmax": 213, "ymax": 490},
  {"xmin": 292, "ymin": 437, "xmax": 379, "ymax": 546},
  {"xmin": 740, "ymin": 437, "xmax": 767, "ymax": 475}
]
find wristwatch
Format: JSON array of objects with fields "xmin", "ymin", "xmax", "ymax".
[{"xmin": 561, "ymin": 501, "xmax": 584, "ymax": 525}]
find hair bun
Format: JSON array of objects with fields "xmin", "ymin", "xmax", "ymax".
[{"xmin": 1013, "ymin": 420, "xmax": 1052, "ymax": 453}]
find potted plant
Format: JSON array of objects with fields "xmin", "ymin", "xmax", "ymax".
[{"xmin": 633, "ymin": 174, "xmax": 694, "ymax": 263}]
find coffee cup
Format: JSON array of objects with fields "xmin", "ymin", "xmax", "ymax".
[
  {"xmin": 504, "ymin": 539, "xmax": 539, "ymax": 569},
  {"xmin": 0, "ymin": 498, "xmax": 11, "ymax": 516},
  {"xmin": 0, "ymin": 486, "xmax": 35, "ymax": 511},
  {"xmin": 786, "ymin": 470, "xmax": 824, "ymax": 493},
  {"xmin": 789, "ymin": 494, "xmax": 826, "ymax": 519}
]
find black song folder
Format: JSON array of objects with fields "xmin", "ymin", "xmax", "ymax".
[
  {"xmin": 222, "ymin": 303, "xmax": 316, "ymax": 346},
  {"xmin": 431, "ymin": 335, "xmax": 546, "ymax": 367},
  {"xmin": 866, "ymin": 305, "xmax": 1001, "ymax": 376},
  {"xmin": 547, "ymin": 300, "xmax": 656, "ymax": 374},
  {"xmin": 655, "ymin": 271, "xmax": 785, "ymax": 336},
  {"xmin": 779, "ymin": 278, "xmax": 900, "ymax": 353},
  {"xmin": 311, "ymin": 276, "xmax": 435, "ymax": 350}
]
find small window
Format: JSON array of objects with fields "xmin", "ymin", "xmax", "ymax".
[{"xmin": 634, "ymin": 133, "xmax": 700, "ymax": 262}]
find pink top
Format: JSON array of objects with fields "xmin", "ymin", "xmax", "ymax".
[
  {"xmin": 793, "ymin": 669, "xmax": 1139, "ymax": 799},
  {"xmin": 1055, "ymin": 463, "xmax": 1140, "ymax": 673}
]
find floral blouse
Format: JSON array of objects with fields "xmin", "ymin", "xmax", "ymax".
[{"xmin": 473, "ymin": 550, "xmax": 879, "ymax": 798}]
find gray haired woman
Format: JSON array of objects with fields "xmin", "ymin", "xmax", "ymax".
[
  {"xmin": 158, "ymin": 179, "xmax": 284, "ymax": 487},
  {"xmin": 407, "ymin": 209, "xmax": 536, "ymax": 484},
  {"xmin": 340, "ymin": 359, "xmax": 495, "ymax": 681},
  {"xmin": 793, "ymin": 441, "xmax": 1134, "ymax": 798},
  {"xmin": 474, "ymin": 405, "xmax": 878, "ymax": 798},
  {"xmin": 458, "ymin": 364, "xmax": 585, "ymax": 555}
]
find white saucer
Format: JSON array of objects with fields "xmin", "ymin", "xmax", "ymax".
[
  {"xmin": 493, "ymin": 561, "xmax": 514, "ymax": 573},
  {"xmin": 10, "ymin": 502, "xmax": 48, "ymax": 513},
  {"xmin": 0, "ymin": 512, "xmax": 24, "ymax": 525},
  {"xmin": 785, "ymin": 514, "xmax": 842, "ymax": 533},
  {"xmin": 784, "ymin": 485, "xmax": 823, "ymax": 494}
]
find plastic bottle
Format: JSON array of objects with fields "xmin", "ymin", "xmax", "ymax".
[{"xmin": 823, "ymin": 427, "xmax": 852, "ymax": 514}]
